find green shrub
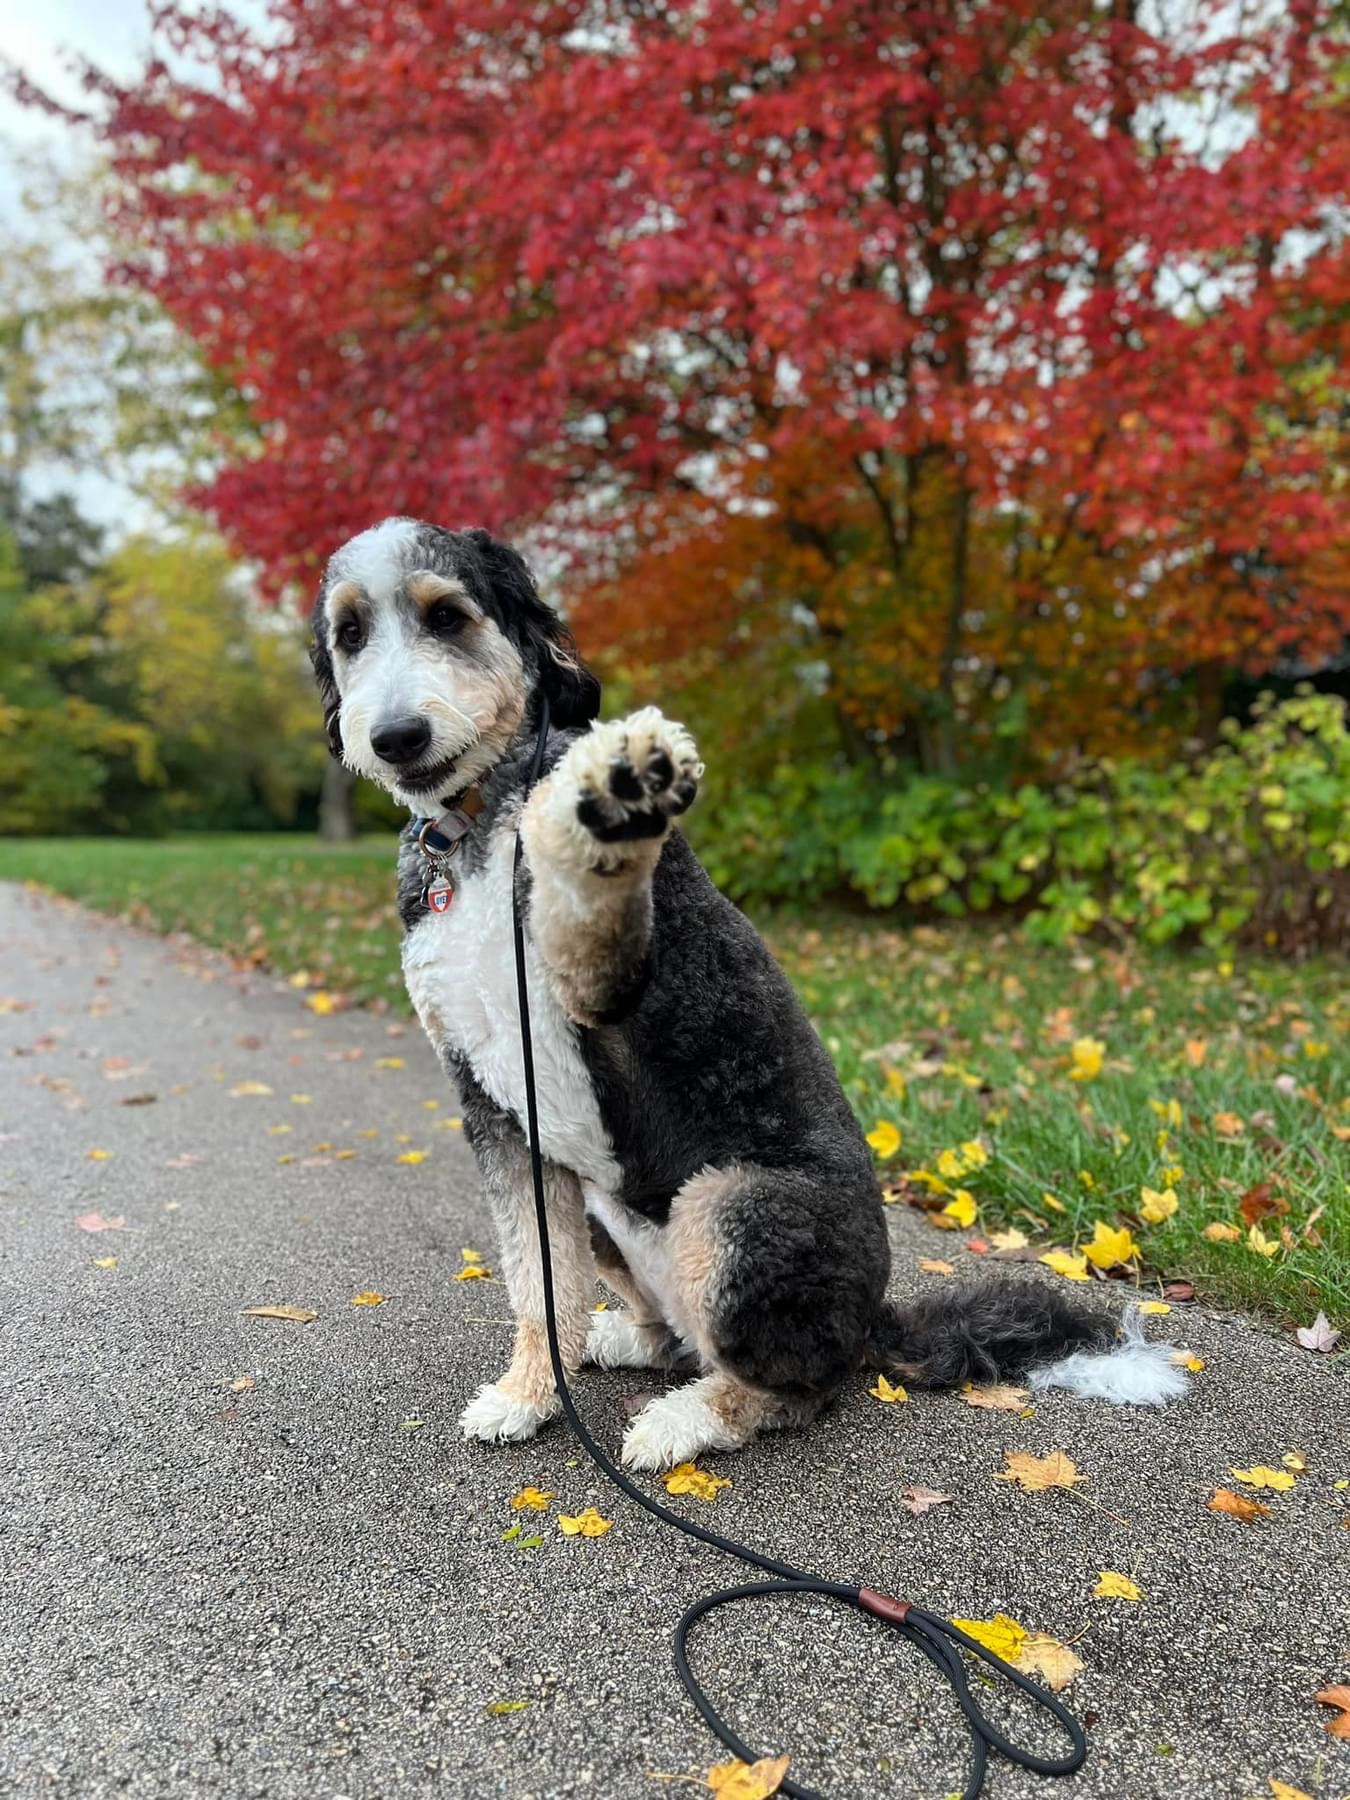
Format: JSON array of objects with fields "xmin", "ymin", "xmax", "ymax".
[{"xmin": 690, "ymin": 691, "xmax": 1350, "ymax": 952}]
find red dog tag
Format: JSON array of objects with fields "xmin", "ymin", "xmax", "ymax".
[{"xmin": 424, "ymin": 878, "xmax": 454, "ymax": 914}]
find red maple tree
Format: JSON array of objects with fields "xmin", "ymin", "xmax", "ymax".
[{"xmin": 39, "ymin": 0, "xmax": 1348, "ymax": 762}]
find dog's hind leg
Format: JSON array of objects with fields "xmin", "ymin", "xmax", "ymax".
[{"xmin": 619, "ymin": 1161, "xmax": 885, "ymax": 1470}]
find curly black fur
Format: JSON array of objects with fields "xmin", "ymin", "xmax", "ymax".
[{"xmin": 867, "ymin": 1281, "xmax": 1115, "ymax": 1387}]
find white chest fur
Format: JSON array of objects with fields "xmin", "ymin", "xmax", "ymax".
[{"xmin": 402, "ymin": 824, "xmax": 620, "ymax": 1191}]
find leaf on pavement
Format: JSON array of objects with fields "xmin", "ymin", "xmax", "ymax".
[
  {"xmin": 1039, "ymin": 1249, "xmax": 1090, "ymax": 1282},
  {"xmin": 510, "ymin": 1486, "xmax": 554, "ymax": 1511},
  {"xmin": 706, "ymin": 1754, "xmax": 792, "ymax": 1798},
  {"xmin": 951, "ymin": 1613, "xmax": 1026, "ymax": 1661},
  {"xmin": 93, "ymin": 1255, "xmax": 117, "ymax": 1269},
  {"xmin": 899, "ymin": 1487, "xmax": 952, "ymax": 1516},
  {"xmin": 1018, "ymin": 1632, "xmax": 1085, "ymax": 1692},
  {"xmin": 961, "ymin": 1382, "xmax": 1030, "ymax": 1413},
  {"xmin": 1314, "ymin": 1686, "xmax": 1350, "ymax": 1740},
  {"xmin": 987, "ymin": 1227, "xmax": 1029, "ymax": 1252},
  {"xmin": 1137, "ymin": 1301, "xmax": 1171, "ymax": 1314},
  {"xmin": 1230, "ymin": 1465, "xmax": 1295, "ymax": 1492},
  {"xmin": 663, "ymin": 1462, "xmax": 732, "ymax": 1500},
  {"xmin": 484, "ymin": 1699, "xmax": 528, "ymax": 1716},
  {"xmin": 1280, "ymin": 1450, "xmax": 1308, "ymax": 1474},
  {"xmin": 1267, "ymin": 1781, "xmax": 1313, "ymax": 1800},
  {"xmin": 1093, "ymin": 1570, "xmax": 1143, "ymax": 1601},
  {"xmin": 351, "ymin": 1290, "xmax": 385, "ymax": 1306},
  {"xmin": 918, "ymin": 1258, "xmax": 954, "ymax": 1275},
  {"xmin": 228, "ymin": 1080, "xmax": 273, "ymax": 1098},
  {"xmin": 1294, "ymin": 1311, "xmax": 1341, "ymax": 1353},
  {"xmin": 74, "ymin": 1211, "xmax": 125, "ymax": 1232},
  {"xmin": 1207, "ymin": 1488, "xmax": 1269, "ymax": 1523},
  {"xmin": 558, "ymin": 1506, "xmax": 612, "ymax": 1538},
  {"xmin": 84, "ymin": 1149, "xmax": 114, "ymax": 1162},
  {"xmin": 869, "ymin": 1374, "xmax": 908, "ymax": 1404},
  {"xmin": 241, "ymin": 1304, "xmax": 317, "ymax": 1323},
  {"xmin": 995, "ymin": 1449, "xmax": 1084, "ymax": 1492}
]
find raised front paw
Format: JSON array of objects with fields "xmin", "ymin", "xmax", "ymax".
[{"xmin": 571, "ymin": 708, "xmax": 702, "ymax": 845}]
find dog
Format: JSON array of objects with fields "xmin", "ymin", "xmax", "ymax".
[{"xmin": 310, "ymin": 518, "xmax": 1186, "ymax": 1470}]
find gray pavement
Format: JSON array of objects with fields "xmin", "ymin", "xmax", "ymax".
[{"xmin": 0, "ymin": 881, "xmax": 1346, "ymax": 1800}]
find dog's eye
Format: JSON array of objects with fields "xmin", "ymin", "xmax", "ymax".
[
  {"xmin": 336, "ymin": 617, "xmax": 364, "ymax": 654},
  {"xmin": 425, "ymin": 602, "xmax": 466, "ymax": 638}
]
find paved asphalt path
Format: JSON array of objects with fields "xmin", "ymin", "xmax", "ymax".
[{"xmin": 1, "ymin": 882, "xmax": 1346, "ymax": 1800}]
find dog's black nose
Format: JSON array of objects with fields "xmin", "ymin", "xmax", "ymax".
[{"xmin": 371, "ymin": 715, "xmax": 432, "ymax": 766}]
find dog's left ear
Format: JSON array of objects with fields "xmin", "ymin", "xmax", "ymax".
[
  {"xmin": 466, "ymin": 528, "xmax": 601, "ymax": 729},
  {"xmin": 309, "ymin": 591, "xmax": 344, "ymax": 759}
]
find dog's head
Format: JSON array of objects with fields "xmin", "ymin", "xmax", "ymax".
[{"xmin": 310, "ymin": 518, "xmax": 599, "ymax": 808}]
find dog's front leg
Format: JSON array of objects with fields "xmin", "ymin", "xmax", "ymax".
[
  {"xmin": 458, "ymin": 1121, "xmax": 595, "ymax": 1444},
  {"xmin": 520, "ymin": 707, "xmax": 702, "ymax": 1025}
]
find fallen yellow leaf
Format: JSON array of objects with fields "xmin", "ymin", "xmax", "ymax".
[
  {"xmin": 85, "ymin": 1148, "xmax": 113, "ymax": 1161},
  {"xmin": 351, "ymin": 1291, "xmax": 385, "ymax": 1307},
  {"xmin": 869, "ymin": 1375, "xmax": 909, "ymax": 1405},
  {"xmin": 374, "ymin": 1056, "xmax": 406, "ymax": 1070},
  {"xmin": 918, "ymin": 1258, "xmax": 955, "ymax": 1275},
  {"xmin": 1267, "ymin": 1782, "xmax": 1313, "ymax": 1800},
  {"xmin": 453, "ymin": 1263, "xmax": 492, "ymax": 1281},
  {"xmin": 1139, "ymin": 1186, "xmax": 1179, "ymax": 1224},
  {"xmin": 1280, "ymin": 1450, "xmax": 1308, "ymax": 1474},
  {"xmin": 1183, "ymin": 1037, "xmax": 1208, "ymax": 1067},
  {"xmin": 706, "ymin": 1753, "xmax": 792, "ymax": 1799},
  {"xmin": 961, "ymin": 1382, "xmax": 1029, "ymax": 1413},
  {"xmin": 938, "ymin": 1190, "xmax": 978, "ymax": 1229},
  {"xmin": 1203, "ymin": 1221, "xmax": 1241, "ymax": 1242},
  {"xmin": 1018, "ymin": 1632, "xmax": 1084, "ymax": 1692},
  {"xmin": 1247, "ymin": 1225, "xmax": 1280, "ymax": 1258},
  {"xmin": 289, "ymin": 1093, "xmax": 313, "ymax": 1104},
  {"xmin": 1093, "ymin": 1570, "xmax": 1143, "ymax": 1601},
  {"xmin": 951, "ymin": 1613, "xmax": 1027, "ymax": 1661},
  {"xmin": 558, "ymin": 1506, "xmax": 612, "ymax": 1538},
  {"xmin": 228, "ymin": 1081, "xmax": 273, "ymax": 1098},
  {"xmin": 866, "ymin": 1121, "xmax": 901, "ymax": 1159},
  {"xmin": 1069, "ymin": 1037, "xmax": 1105, "ymax": 1082},
  {"xmin": 1039, "ymin": 1249, "xmax": 1090, "ymax": 1282},
  {"xmin": 988, "ymin": 1227, "xmax": 1029, "ymax": 1252},
  {"xmin": 93, "ymin": 1255, "xmax": 117, "ymax": 1270},
  {"xmin": 662, "ymin": 1462, "xmax": 733, "ymax": 1500},
  {"xmin": 1207, "ymin": 1488, "xmax": 1269, "ymax": 1522},
  {"xmin": 305, "ymin": 991, "xmax": 338, "ymax": 1016},
  {"xmin": 1137, "ymin": 1301, "xmax": 1171, "ymax": 1315},
  {"xmin": 1083, "ymin": 1220, "xmax": 1138, "ymax": 1270},
  {"xmin": 995, "ymin": 1449, "xmax": 1084, "ymax": 1493},
  {"xmin": 510, "ymin": 1486, "xmax": 555, "ymax": 1511},
  {"xmin": 1212, "ymin": 1110, "xmax": 1245, "ymax": 1138},
  {"xmin": 1230, "ymin": 1465, "xmax": 1295, "ymax": 1492},
  {"xmin": 241, "ymin": 1304, "xmax": 317, "ymax": 1323},
  {"xmin": 397, "ymin": 1150, "xmax": 427, "ymax": 1165}
]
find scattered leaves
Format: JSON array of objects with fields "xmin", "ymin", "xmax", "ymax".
[
  {"xmin": 662, "ymin": 1462, "xmax": 733, "ymax": 1500},
  {"xmin": 1093, "ymin": 1571, "xmax": 1143, "ymax": 1601},
  {"xmin": 1203, "ymin": 1221, "xmax": 1241, "ymax": 1243},
  {"xmin": 1294, "ymin": 1311, "xmax": 1341, "ymax": 1353},
  {"xmin": 84, "ymin": 1148, "xmax": 113, "ymax": 1162},
  {"xmin": 1018, "ymin": 1633, "xmax": 1085, "ymax": 1693},
  {"xmin": 1069, "ymin": 1037, "xmax": 1105, "ymax": 1082},
  {"xmin": 1139, "ymin": 1187, "xmax": 1178, "ymax": 1224},
  {"xmin": 558, "ymin": 1506, "xmax": 612, "ymax": 1538},
  {"xmin": 706, "ymin": 1754, "xmax": 792, "ymax": 1799},
  {"xmin": 228, "ymin": 1081, "xmax": 273, "ymax": 1098},
  {"xmin": 995, "ymin": 1449, "xmax": 1084, "ymax": 1492},
  {"xmin": 1230, "ymin": 1465, "xmax": 1295, "ymax": 1492},
  {"xmin": 1207, "ymin": 1488, "xmax": 1270, "ymax": 1523},
  {"xmin": 396, "ymin": 1149, "xmax": 427, "ymax": 1165},
  {"xmin": 918, "ymin": 1258, "xmax": 955, "ymax": 1275},
  {"xmin": 899, "ymin": 1487, "xmax": 953, "ymax": 1516},
  {"xmin": 1137, "ymin": 1301, "xmax": 1171, "ymax": 1315},
  {"xmin": 1082, "ymin": 1220, "xmax": 1138, "ymax": 1270},
  {"xmin": 866, "ymin": 1121, "xmax": 901, "ymax": 1159},
  {"xmin": 484, "ymin": 1699, "xmax": 528, "ymax": 1717},
  {"xmin": 351, "ymin": 1290, "xmax": 385, "ymax": 1306},
  {"xmin": 74, "ymin": 1211, "xmax": 125, "ymax": 1233},
  {"xmin": 1314, "ymin": 1686, "xmax": 1350, "ymax": 1740},
  {"xmin": 869, "ymin": 1375, "xmax": 909, "ymax": 1405},
  {"xmin": 1039, "ymin": 1249, "xmax": 1090, "ymax": 1282},
  {"xmin": 510, "ymin": 1486, "xmax": 555, "ymax": 1511},
  {"xmin": 241, "ymin": 1304, "xmax": 317, "ymax": 1323},
  {"xmin": 952, "ymin": 1613, "xmax": 1027, "ymax": 1660},
  {"xmin": 961, "ymin": 1382, "xmax": 1030, "ymax": 1413}
]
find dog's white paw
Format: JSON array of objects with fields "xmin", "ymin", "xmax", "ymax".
[
  {"xmin": 585, "ymin": 1309, "xmax": 666, "ymax": 1371},
  {"xmin": 620, "ymin": 1381, "xmax": 740, "ymax": 1471},
  {"xmin": 459, "ymin": 1381, "xmax": 559, "ymax": 1444}
]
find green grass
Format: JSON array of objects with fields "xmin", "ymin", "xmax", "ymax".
[{"xmin": 3, "ymin": 833, "xmax": 1345, "ymax": 1328}]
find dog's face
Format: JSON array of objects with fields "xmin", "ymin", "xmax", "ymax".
[{"xmin": 310, "ymin": 519, "xmax": 599, "ymax": 809}]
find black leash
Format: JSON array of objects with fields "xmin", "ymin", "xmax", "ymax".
[{"xmin": 509, "ymin": 699, "xmax": 1088, "ymax": 1799}]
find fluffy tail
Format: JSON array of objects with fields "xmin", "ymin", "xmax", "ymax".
[{"xmin": 866, "ymin": 1280, "xmax": 1189, "ymax": 1406}]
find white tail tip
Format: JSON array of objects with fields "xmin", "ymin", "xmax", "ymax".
[{"xmin": 1029, "ymin": 1308, "xmax": 1190, "ymax": 1406}]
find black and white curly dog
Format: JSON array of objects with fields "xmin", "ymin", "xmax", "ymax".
[{"xmin": 311, "ymin": 519, "xmax": 1186, "ymax": 1471}]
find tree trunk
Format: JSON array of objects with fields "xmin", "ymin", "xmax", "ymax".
[{"xmin": 318, "ymin": 759, "xmax": 358, "ymax": 841}]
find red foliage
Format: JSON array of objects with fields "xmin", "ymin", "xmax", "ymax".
[{"xmin": 77, "ymin": 0, "xmax": 1346, "ymax": 687}]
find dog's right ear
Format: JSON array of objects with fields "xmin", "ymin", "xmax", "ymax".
[{"xmin": 309, "ymin": 592, "xmax": 343, "ymax": 760}]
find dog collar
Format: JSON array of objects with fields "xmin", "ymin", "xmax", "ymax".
[{"xmin": 411, "ymin": 787, "xmax": 484, "ymax": 913}]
